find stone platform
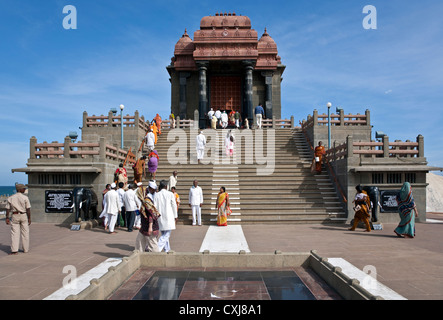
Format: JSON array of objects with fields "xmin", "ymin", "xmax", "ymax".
[{"xmin": 1, "ymin": 213, "xmax": 443, "ymax": 301}]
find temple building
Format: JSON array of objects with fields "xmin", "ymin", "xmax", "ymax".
[{"xmin": 167, "ymin": 12, "xmax": 285, "ymax": 128}]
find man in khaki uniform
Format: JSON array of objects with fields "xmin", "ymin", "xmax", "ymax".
[{"xmin": 5, "ymin": 184, "xmax": 31, "ymax": 255}]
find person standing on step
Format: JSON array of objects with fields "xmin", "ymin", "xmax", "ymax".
[
  {"xmin": 221, "ymin": 110, "xmax": 229, "ymax": 129},
  {"xmin": 189, "ymin": 179, "xmax": 203, "ymax": 226},
  {"xmin": 147, "ymin": 150, "xmax": 159, "ymax": 181},
  {"xmin": 196, "ymin": 131, "xmax": 206, "ymax": 164},
  {"xmin": 154, "ymin": 180, "xmax": 178, "ymax": 252},
  {"xmin": 207, "ymin": 108, "xmax": 215, "ymax": 128},
  {"xmin": 211, "ymin": 114, "xmax": 217, "ymax": 130},
  {"xmin": 145, "ymin": 128, "xmax": 156, "ymax": 153},
  {"xmin": 225, "ymin": 130, "xmax": 235, "ymax": 157},
  {"xmin": 167, "ymin": 170, "xmax": 178, "ymax": 191},
  {"xmin": 234, "ymin": 111, "xmax": 241, "ymax": 129},
  {"xmin": 254, "ymin": 103, "xmax": 265, "ymax": 129},
  {"xmin": 216, "ymin": 186, "xmax": 231, "ymax": 226},
  {"xmin": 5, "ymin": 184, "xmax": 31, "ymax": 255},
  {"xmin": 171, "ymin": 186, "xmax": 181, "ymax": 211},
  {"xmin": 313, "ymin": 141, "xmax": 326, "ymax": 174},
  {"xmin": 133, "ymin": 155, "xmax": 146, "ymax": 184}
]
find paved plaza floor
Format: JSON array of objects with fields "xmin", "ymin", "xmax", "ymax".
[{"xmin": 1, "ymin": 213, "xmax": 443, "ymax": 301}]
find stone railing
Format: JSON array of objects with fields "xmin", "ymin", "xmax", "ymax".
[
  {"xmin": 30, "ymin": 136, "xmax": 136, "ymax": 165},
  {"xmin": 83, "ymin": 111, "xmax": 149, "ymax": 132},
  {"xmin": 260, "ymin": 117, "xmax": 295, "ymax": 129},
  {"xmin": 325, "ymin": 135, "xmax": 424, "ymax": 162},
  {"xmin": 302, "ymin": 109, "xmax": 371, "ymax": 130}
]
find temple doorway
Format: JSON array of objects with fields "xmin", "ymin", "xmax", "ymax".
[{"xmin": 209, "ymin": 76, "xmax": 242, "ymax": 113}]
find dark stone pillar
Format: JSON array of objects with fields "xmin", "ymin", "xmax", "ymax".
[
  {"xmin": 197, "ymin": 61, "xmax": 209, "ymax": 129},
  {"xmin": 179, "ymin": 72, "xmax": 190, "ymax": 119},
  {"xmin": 243, "ymin": 60, "xmax": 254, "ymax": 121},
  {"xmin": 262, "ymin": 71, "xmax": 274, "ymax": 118}
]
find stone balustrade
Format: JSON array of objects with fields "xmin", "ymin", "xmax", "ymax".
[
  {"xmin": 83, "ymin": 110, "xmax": 149, "ymax": 132},
  {"xmin": 325, "ymin": 134, "xmax": 424, "ymax": 162},
  {"xmin": 29, "ymin": 136, "xmax": 136, "ymax": 165},
  {"xmin": 302, "ymin": 109, "xmax": 371, "ymax": 129}
]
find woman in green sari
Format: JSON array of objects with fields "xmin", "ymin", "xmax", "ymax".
[{"xmin": 394, "ymin": 182, "xmax": 418, "ymax": 238}]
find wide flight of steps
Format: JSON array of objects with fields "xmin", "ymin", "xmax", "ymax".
[{"xmin": 129, "ymin": 127, "xmax": 346, "ymax": 225}]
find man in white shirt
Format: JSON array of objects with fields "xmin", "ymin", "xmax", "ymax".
[
  {"xmin": 123, "ymin": 183, "xmax": 141, "ymax": 232},
  {"xmin": 167, "ymin": 171, "xmax": 178, "ymax": 191},
  {"xmin": 147, "ymin": 180, "xmax": 157, "ymax": 201},
  {"xmin": 207, "ymin": 108, "xmax": 214, "ymax": 128},
  {"xmin": 214, "ymin": 109, "xmax": 221, "ymax": 121},
  {"xmin": 196, "ymin": 131, "xmax": 206, "ymax": 164},
  {"xmin": 154, "ymin": 180, "xmax": 178, "ymax": 252},
  {"xmin": 105, "ymin": 183, "xmax": 120, "ymax": 234},
  {"xmin": 145, "ymin": 128, "xmax": 155, "ymax": 152},
  {"xmin": 117, "ymin": 182, "xmax": 126, "ymax": 227},
  {"xmin": 188, "ymin": 180, "xmax": 203, "ymax": 226},
  {"xmin": 221, "ymin": 111, "xmax": 228, "ymax": 129},
  {"xmin": 133, "ymin": 182, "xmax": 144, "ymax": 229}
]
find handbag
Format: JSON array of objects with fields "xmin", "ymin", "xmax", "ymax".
[{"xmin": 353, "ymin": 205, "xmax": 361, "ymax": 212}]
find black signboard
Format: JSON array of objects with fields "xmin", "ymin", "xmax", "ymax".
[
  {"xmin": 45, "ymin": 190, "xmax": 73, "ymax": 213},
  {"xmin": 380, "ymin": 190, "xmax": 400, "ymax": 213}
]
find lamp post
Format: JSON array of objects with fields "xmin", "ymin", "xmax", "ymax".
[
  {"xmin": 119, "ymin": 104, "xmax": 125, "ymax": 149},
  {"xmin": 327, "ymin": 102, "xmax": 332, "ymax": 149}
]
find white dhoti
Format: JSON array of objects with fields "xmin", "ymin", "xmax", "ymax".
[
  {"xmin": 158, "ymin": 230, "xmax": 172, "ymax": 252},
  {"xmin": 191, "ymin": 205, "xmax": 201, "ymax": 226},
  {"xmin": 196, "ymin": 148, "xmax": 204, "ymax": 160},
  {"xmin": 106, "ymin": 214, "xmax": 117, "ymax": 233}
]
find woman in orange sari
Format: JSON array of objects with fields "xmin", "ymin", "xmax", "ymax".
[
  {"xmin": 150, "ymin": 121, "xmax": 158, "ymax": 144},
  {"xmin": 154, "ymin": 114, "xmax": 162, "ymax": 135},
  {"xmin": 313, "ymin": 141, "xmax": 326, "ymax": 174},
  {"xmin": 349, "ymin": 185, "xmax": 371, "ymax": 232},
  {"xmin": 216, "ymin": 187, "xmax": 231, "ymax": 226}
]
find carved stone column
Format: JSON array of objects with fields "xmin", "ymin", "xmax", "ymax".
[
  {"xmin": 179, "ymin": 72, "xmax": 190, "ymax": 120},
  {"xmin": 262, "ymin": 71, "xmax": 274, "ymax": 118},
  {"xmin": 243, "ymin": 60, "xmax": 254, "ymax": 121},
  {"xmin": 197, "ymin": 61, "xmax": 209, "ymax": 129}
]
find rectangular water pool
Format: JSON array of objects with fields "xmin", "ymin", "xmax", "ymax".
[{"xmin": 122, "ymin": 270, "xmax": 318, "ymax": 300}]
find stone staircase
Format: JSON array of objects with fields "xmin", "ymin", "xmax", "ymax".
[{"xmin": 130, "ymin": 127, "xmax": 346, "ymax": 225}]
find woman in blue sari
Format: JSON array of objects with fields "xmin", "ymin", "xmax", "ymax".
[{"xmin": 394, "ymin": 182, "xmax": 419, "ymax": 238}]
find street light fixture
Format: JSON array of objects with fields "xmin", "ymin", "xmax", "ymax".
[
  {"xmin": 119, "ymin": 104, "xmax": 125, "ymax": 149},
  {"xmin": 327, "ymin": 102, "xmax": 332, "ymax": 149}
]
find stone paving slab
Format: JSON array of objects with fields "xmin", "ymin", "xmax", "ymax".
[{"xmin": 0, "ymin": 214, "xmax": 443, "ymax": 300}]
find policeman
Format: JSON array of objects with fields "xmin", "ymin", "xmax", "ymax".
[{"xmin": 5, "ymin": 184, "xmax": 31, "ymax": 255}]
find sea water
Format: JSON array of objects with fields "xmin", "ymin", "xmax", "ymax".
[{"xmin": 0, "ymin": 186, "xmax": 15, "ymax": 197}]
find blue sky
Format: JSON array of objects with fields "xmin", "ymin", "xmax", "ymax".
[{"xmin": 1, "ymin": 0, "xmax": 443, "ymax": 185}]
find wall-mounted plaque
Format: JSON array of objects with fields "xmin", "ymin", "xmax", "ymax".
[
  {"xmin": 380, "ymin": 190, "xmax": 400, "ymax": 213},
  {"xmin": 45, "ymin": 190, "xmax": 73, "ymax": 213}
]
